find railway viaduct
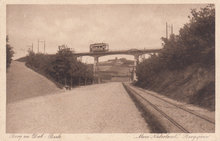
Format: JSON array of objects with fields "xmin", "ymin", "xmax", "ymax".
[{"xmin": 73, "ymin": 48, "xmax": 161, "ymax": 82}]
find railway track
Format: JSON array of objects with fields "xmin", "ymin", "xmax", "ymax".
[
  {"xmin": 134, "ymin": 86, "xmax": 215, "ymax": 124},
  {"xmin": 122, "ymin": 83, "xmax": 215, "ymax": 133}
]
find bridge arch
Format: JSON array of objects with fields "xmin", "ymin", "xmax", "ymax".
[
  {"xmin": 90, "ymin": 54, "xmax": 140, "ymax": 82},
  {"xmin": 73, "ymin": 48, "xmax": 161, "ymax": 82},
  {"xmin": 77, "ymin": 56, "xmax": 95, "ymax": 64}
]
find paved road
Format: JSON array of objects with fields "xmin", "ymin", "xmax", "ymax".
[
  {"xmin": 6, "ymin": 62, "xmax": 149, "ymax": 133},
  {"xmin": 7, "ymin": 82, "xmax": 150, "ymax": 133}
]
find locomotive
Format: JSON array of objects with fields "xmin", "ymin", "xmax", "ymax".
[{"xmin": 90, "ymin": 43, "xmax": 109, "ymax": 52}]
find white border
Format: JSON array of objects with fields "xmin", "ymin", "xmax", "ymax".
[{"xmin": 0, "ymin": 0, "xmax": 219, "ymax": 141}]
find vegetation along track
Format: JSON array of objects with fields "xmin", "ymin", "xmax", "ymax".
[{"xmin": 122, "ymin": 83, "xmax": 215, "ymax": 133}]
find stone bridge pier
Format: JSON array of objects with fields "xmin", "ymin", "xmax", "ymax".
[
  {"xmin": 93, "ymin": 56, "xmax": 99, "ymax": 75},
  {"xmin": 93, "ymin": 56, "xmax": 100, "ymax": 83},
  {"xmin": 92, "ymin": 54, "xmax": 141, "ymax": 83},
  {"xmin": 132, "ymin": 54, "xmax": 140, "ymax": 81}
]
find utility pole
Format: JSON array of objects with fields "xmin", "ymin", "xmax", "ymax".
[
  {"xmin": 166, "ymin": 22, "xmax": 174, "ymax": 39},
  {"xmin": 43, "ymin": 40, "xmax": 46, "ymax": 54},
  {"xmin": 38, "ymin": 40, "xmax": 46, "ymax": 54},
  {"xmin": 171, "ymin": 24, "xmax": 174, "ymax": 34},
  {"xmin": 166, "ymin": 22, "xmax": 168, "ymax": 39},
  {"xmin": 37, "ymin": 40, "xmax": 39, "ymax": 53}
]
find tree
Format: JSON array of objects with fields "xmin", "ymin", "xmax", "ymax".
[
  {"xmin": 47, "ymin": 46, "xmax": 76, "ymax": 84},
  {"xmin": 46, "ymin": 45, "xmax": 93, "ymax": 86},
  {"xmin": 160, "ymin": 4, "xmax": 215, "ymax": 69},
  {"xmin": 6, "ymin": 35, "xmax": 14, "ymax": 69},
  {"xmin": 136, "ymin": 4, "xmax": 215, "ymax": 86}
]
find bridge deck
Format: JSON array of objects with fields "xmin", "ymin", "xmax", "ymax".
[{"xmin": 73, "ymin": 49, "xmax": 161, "ymax": 57}]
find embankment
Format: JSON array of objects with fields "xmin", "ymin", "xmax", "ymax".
[
  {"xmin": 136, "ymin": 64, "xmax": 215, "ymax": 111},
  {"xmin": 7, "ymin": 61, "xmax": 63, "ymax": 103}
]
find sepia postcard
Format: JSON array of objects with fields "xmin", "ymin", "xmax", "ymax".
[{"xmin": 0, "ymin": 0, "xmax": 219, "ymax": 141}]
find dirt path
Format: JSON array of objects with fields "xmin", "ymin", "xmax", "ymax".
[
  {"xmin": 7, "ymin": 61, "xmax": 63, "ymax": 103},
  {"xmin": 7, "ymin": 82, "xmax": 150, "ymax": 133}
]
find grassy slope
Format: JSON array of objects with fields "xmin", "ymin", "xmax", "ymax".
[
  {"xmin": 7, "ymin": 61, "xmax": 63, "ymax": 103},
  {"xmin": 140, "ymin": 64, "xmax": 215, "ymax": 111}
]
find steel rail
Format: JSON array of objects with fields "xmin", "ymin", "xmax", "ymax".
[
  {"xmin": 133, "ymin": 86, "xmax": 215, "ymax": 124},
  {"xmin": 123, "ymin": 84, "xmax": 189, "ymax": 133}
]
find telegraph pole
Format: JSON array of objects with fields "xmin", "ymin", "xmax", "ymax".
[
  {"xmin": 37, "ymin": 40, "xmax": 39, "ymax": 53},
  {"xmin": 166, "ymin": 22, "xmax": 174, "ymax": 38},
  {"xmin": 166, "ymin": 22, "xmax": 168, "ymax": 39},
  {"xmin": 171, "ymin": 24, "xmax": 174, "ymax": 34},
  {"xmin": 38, "ymin": 40, "xmax": 46, "ymax": 54},
  {"xmin": 44, "ymin": 40, "xmax": 46, "ymax": 54}
]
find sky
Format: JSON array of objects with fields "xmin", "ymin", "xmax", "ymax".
[{"xmin": 7, "ymin": 4, "xmax": 207, "ymax": 63}]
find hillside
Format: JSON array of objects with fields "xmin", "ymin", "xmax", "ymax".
[
  {"xmin": 7, "ymin": 61, "xmax": 63, "ymax": 103},
  {"xmin": 136, "ymin": 64, "xmax": 215, "ymax": 111},
  {"xmin": 135, "ymin": 5, "xmax": 215, "ymax": 111}
]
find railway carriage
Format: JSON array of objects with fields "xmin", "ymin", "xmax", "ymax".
[{"xmin": 90, "ymin": 43, "xmax": 109, "ymax": 52}]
